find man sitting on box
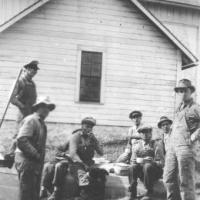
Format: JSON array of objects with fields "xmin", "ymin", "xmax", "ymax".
[{"xmin": 128, "ymin": 126, "xmax": 164, "ymax": 200}]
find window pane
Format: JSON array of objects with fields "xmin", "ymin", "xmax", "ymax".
[{"xmin": 80, "ymin": 51, "xmax": 102, "ymax": 102}]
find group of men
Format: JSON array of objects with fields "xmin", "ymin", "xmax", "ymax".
[
  {"xmin": 4, "ymin": 60, "xmax": 200, "ymax": 200},
  {"xmin": 117, "ymin": 78, "xmax": 200, "ymax": 200}
]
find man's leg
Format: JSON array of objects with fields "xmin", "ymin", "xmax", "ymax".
[
  {"xmin": 15, "ymin": 162, "xmax": 39, "ymax": 200},
  {"xmin": 177, "ymin": 147, "xmax": 195, "ymax": 200},
  {"xmin": 128, "ymin": 164, "xmax": 141, "ymax": 199},
  {"xmin": 40, "ymin": 162, "xmax": 56, "ymax": 197},
  {"xmin": 48, "ymin": 160, "xmax": 69, "ymax": 200},
  {"xmin": 163, "ymin": 148, "xmax": 181, "ymax": 200}
]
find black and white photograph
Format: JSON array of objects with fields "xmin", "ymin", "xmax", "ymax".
[{"xmin": 0, "ymin": 0, "xmax": 200, "ymax": 200}]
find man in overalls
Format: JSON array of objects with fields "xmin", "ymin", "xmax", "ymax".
[
  {"xmin": 117, "ymin": 110, "xmax": 143, "ymax": 163},
  {"xmin": 4, "ymin": 61, "xmax": 39, "ymax": 168},
  {"xmin": 164, "ymin": 79, "xmax": 200, "ymax": 200}
]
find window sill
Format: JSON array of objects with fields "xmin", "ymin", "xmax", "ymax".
[{"xmin": 74, "ymin": 100, "xmax": 104, "ymax": 105}]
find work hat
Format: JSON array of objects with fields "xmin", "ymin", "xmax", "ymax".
[
  {"xmin": 129, "ymin": 110, "xmax": 142, "ymax": 119},
  {"xmin": 157, "ymin": 116, "xmax": 173, "ymax": 128},
  {"xmin": 174, "ymin": 79, "xmax": 195, "ymax": 93},
  {"xmin": 138, "ymin": 125, "xmax": 152, "ymax": 134},
  {"xmin": 32, "ymin": 96, "xmax": 55, "ymax": 111},
  {"xmin": 81, "ymin": 117, "xmax": 96, "ymax": 127},
  {"xmin": 24, "ymin": 60, "xmax": 39, "ymax": 70}
]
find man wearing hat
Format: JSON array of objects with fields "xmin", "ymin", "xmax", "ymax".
[
  {"xmin": 4, "ymin": 61, "xmax": 40, "ymax": 167},
  {"xmin": 164, "ymin": 79, "xmax": 200, "ymax": 200},
  {"xmin": 11, "ymin": 60, "xmax": 39, "ymax": 124},
  {"xmin": 157, "ymin": 116, "xmax": 173, "ymax": 153},
  {"xmin": 40, "ymin": 117, "xmax": 103, "ymax": 200},
  {"xmin": 117, "ymin": 110, "xmax": 143, "ymax": 163},
  {"xmin": 15, "ymin": 96, "xmax": 55, "ymax": 200},
  {"xmin": 128, "ymin": 126, "xmax": 164, "ymax": 200}
]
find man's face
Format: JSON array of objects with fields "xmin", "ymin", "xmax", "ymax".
[
  {"xmin": 37, "ymin": 105, "xmax": 50, "ymax": 119},
  {"xmin": 141, "ymin": 131, "xmax": 152, "ymax": 142},
  {"xmin": 176, "ymin": 88, "xmax": 192, "ymax": 103},
  {"xmin": 82, "ymin": 124, "xmax": 93, "ymax": 135},
  {"xmin": 25, "ymin": 68, "xmax": 38, "ymax": 78},
  {"xmin": 161, "ymin": 122, "xmax": 171, "ymax": 134},
  {"xmin": 131, "ymin": 115, "xmax": 142, "ymax": 126}
]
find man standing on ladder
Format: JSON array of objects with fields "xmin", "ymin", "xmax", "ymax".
[{"xmin": 4, "ymin": 60, "xmax": 39, "ymax": 167}]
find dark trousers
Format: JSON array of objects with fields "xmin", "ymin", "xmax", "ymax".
[
  {"xmin": 15, "ymin": 161, "xmax": 41, "ymax": 200},
  {"xmin": 129, "ymin": 162, "xmax": 163, "ymax": 196}
]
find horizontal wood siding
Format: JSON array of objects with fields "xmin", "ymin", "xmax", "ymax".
[
  {"xmin": 0, "ymin": 0, "xmax": 39, "ymax": 25},
  {"xmin": 0, "ymin": 0, "xmax": 178, "ymax": 126},
  {"xmin": 144, "ymin": 2, "xmax": 200, "ymax": 102}
]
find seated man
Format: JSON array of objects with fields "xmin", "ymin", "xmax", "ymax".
[
  {"xmin": 128, "ymin": 126, "xmax": 164, "ymax": 200},
  {"xmin": 40, "ymin": 117, "xmax": 104, "ymax": 200},
  {"xmin": 117, "ymin": 110, "xmax": 143, "ymax": 163}
]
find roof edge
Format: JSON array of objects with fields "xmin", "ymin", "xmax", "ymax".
[
  {"xmin": 130, "ymin": 0, "xmax": 198, "ymax": 67},
  {"xmin": 0, "ymin": 0, "xmax": 51, "ymax": 33},
  {"xmin": 140, "ymin": 0, "xmax": 200, "ymax": 10}
]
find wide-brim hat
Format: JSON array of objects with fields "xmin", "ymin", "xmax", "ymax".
[
  {"xmin": 157, "ymin": 116, "xmax": 173, "ymax": 128},
  {"xmin": 138, "ymin": 125, "xmax": 152, "ymax": 134},
  {"xmin": 24, "ymin": 60, "xmax": 40, "ymax": 70},
  {"xmin": 32, "ymin": 96, "xmax": 55, "ymax": 111},
  {"xmin": 129, "ymin": 110, "xmax": 142, "ymax": 119},
  {"xmin": 81, "ymin": 117, "xmax": 96, "ymax": 127},
  {"xmin": 174, "ymin": 79, "xmax": 195, "ymax": 93}
]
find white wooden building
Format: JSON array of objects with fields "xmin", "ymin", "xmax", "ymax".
[{"xmin": 0, "ymin": 0, "xmax": 198, "ymax": 134}]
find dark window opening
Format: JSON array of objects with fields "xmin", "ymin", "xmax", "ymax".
[{"xmin": 80, "ymin": 51, "xmax": 103, "ymax": 102}]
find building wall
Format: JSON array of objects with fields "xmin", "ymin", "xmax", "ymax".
[
  {"xmin": 0, "ymin": 0, "xmax": 39, "ymax": 25},
  {"xmin": 144, "ymin": 2, "xmax": 200, "ymax": 100},
  {"xmin": 0, "ymin": 0, "xmax": 179, "ymax": 128}
]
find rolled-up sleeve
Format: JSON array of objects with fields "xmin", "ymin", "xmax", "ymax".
[{"xmin": 69, "ymin": 134, "xmax": 82, "ymax": 163}]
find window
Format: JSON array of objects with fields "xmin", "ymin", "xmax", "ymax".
[{"xmin": 79, "ymin": 51, "xmax": 103, "ymax": 102}]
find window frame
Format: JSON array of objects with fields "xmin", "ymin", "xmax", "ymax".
[{"xmin": 75, "ymin": 45, "xmax": 106, "ymax": 104}]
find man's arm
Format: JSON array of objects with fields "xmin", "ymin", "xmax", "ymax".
[
  {"xmin": 10, "ymin": 80, "xmax": 25, "ymax": 109},
  {"xmin": 69, "ymin": 134, "xmax": 82, "ymax": 163},
  {"xmin": 191, "ymin": 105, "xmax": 200, "ymax": 142},
  {"xmin": 90, "ymin": 134, "xmax": 103, "ymax": 156},
  {"xmin": 56, "ymin": 141, "xmax": 69, "ymax": 157},
  {"xmin": 154, "ymin": 139, "xmax": 165, "ymax": 167},
  {"xmin": 17, "ymin": 118, "xmax": 40, "ymax": 161}
]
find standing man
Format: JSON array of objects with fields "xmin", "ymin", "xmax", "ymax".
[
  {"xmin": 11, "ymin": 60, "xmax": 39, "ymax": 125},
  {"xmin": 117, "ymin": 110, "xmax": 143, "ymax": 163},
  {"xmin": 4, "ymin": 61, "xmax": 39, "ymax": 168},
  {"xmin": 164, "ymin": 79, "xmax": 200, "ymax": 200},
  {"xmin": 15, "ymin": 96, "xmax": 55, "ymax": 200},
  {"xmin": 157, "ymin": 116, "xmax": 173, "ymax": 153}
]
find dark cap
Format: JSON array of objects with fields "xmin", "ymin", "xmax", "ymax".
[
  {"xmin": 138, "ymin": 125, "xmax": 152, "ymax": 134},
  {"xmin": 81, "ymin": 117, "xmax": 96, "ymax": 127},
  {"xmin": 129, "ymin": 110, "xmax": 142, "ymax": 119},
  {"xmin": 174, "ymin": 79, "xmax": 195, "ymax": 93},
  {"xmin": 157, "ymin": 116, "xmax": 173, "ymax": 128},
  {"xmin": 24, "ymin": 60, "xmax": 39, "ymax": 70}
]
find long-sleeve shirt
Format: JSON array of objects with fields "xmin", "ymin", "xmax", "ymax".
[
  {"xmin": 57, "ymin": 130, "xmax": 103, "ymax": 166},
  {"xmin": 15, "ymin": 113, "xmax": 47, "ymax": 171},
  {"xmin": 130, "ymin": 139, "xmax": 165, "ymax": 167},
  {"xmin": 11, "ymin": 74, "xmax": 37, "ymax": 122}
]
